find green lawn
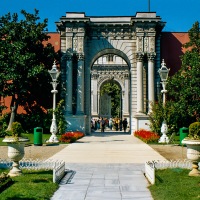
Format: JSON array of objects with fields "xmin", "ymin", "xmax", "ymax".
[
  {"xmin": 149, "ymin": 168, "xmax": 200, "ymax": 200},
  {"xmin": 0, "ymin": 133, "xmax": 61, "ymax": 146},
  {"xmin": 0, "ymin": 169, "xmax": 59, "ymax": 200}
]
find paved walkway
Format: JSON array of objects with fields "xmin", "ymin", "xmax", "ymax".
[{"xmin": 49, "ymin": 132, "xmax": 167, "ymax": 200}]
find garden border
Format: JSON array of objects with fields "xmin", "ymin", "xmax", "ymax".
[
  {"xmin": 145, "ymin": 160, "xmax": 194, "ymax": 184},
  {"xmin": 0, "ymin": 158, "xmax": 66, "ymax": 183}
]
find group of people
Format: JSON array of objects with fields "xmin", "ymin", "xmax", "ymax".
[{"xmin": 91, "ymin": 117, "xmax": 128, "ymax": 133}]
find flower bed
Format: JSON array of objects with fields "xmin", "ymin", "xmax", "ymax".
[
  {"xmin": 134, "ymin": 129, "xmax": 160, "ymax": 143},
  {"xmin": 59, "ymin": 131, "xmax": 84, "ymax": 143}
]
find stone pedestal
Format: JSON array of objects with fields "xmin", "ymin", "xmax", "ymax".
[{"xmin": 66, "ymin": 115, "xmax": 87, "ymax": 134}]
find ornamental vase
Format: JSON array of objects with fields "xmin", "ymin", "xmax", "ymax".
[
  {"xmin": 182, "ymin": 139, "xmax": 200, "ymax": 176},
  {"xmin": 3, "ymin": 137, "xmax": 29, "ymax": 177}
]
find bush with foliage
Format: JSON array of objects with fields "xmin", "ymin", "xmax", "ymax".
[
  {"xmin": 7, "ymin": 99, "xmax": 67, "ymax": 135},
  {"xmin": 0, "ymin": 114, "xmax": 9, "ymax": 137},
  {"xmin": 134, "ymin": 129, "xmax": 160, "ymax": 143},
  {"xmin": 149, "ymin": 22, "xmax": 200, "ymax": 136},
  {"xmin": 0, "ymin": 9, "xmax": 60, "ymax": 127},
  {"xmin": 6, "ymin": 122, "xmax": 24, "ymax": 137},
  {"xmin": 48, "ymin": 99, "xmax": 67, "ymax": 135},
  {"xmin": 167, "ymin": 22, "xmax": 200, "ymax": 126},
  {"xmin": 148, "ymin": 98, "xmax": 178, "ymax": 136},
  {"xmin": 59, "ymin": 131, "xmax": 84, "ymax": 143},
  {"xmin": 188, "ymin": 122, "xmax": 200, "ymax": 140}
]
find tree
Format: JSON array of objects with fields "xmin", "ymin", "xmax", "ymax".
[
  {"xmin": 167, "ymin": 21, "xmax": 200, "ymax": 127},
  {"xmin": 0, "ymin": 9, "xmax": 59, "ymax": 130},
  {"xmin": 149, "ymin": 22, "xmax": 200, "ymax": 134}
]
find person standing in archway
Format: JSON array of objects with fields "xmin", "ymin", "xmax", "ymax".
[
  {"xmin": 122, "ymin": 118, "xmax": 128, "ymax": 132},
  {"xmin": 101, "ymin": 117, "xmax": 105, "ymax": 132},
  {"xmin": 109, "ymin": 117, "xmax": 113, "ymax": 130}
]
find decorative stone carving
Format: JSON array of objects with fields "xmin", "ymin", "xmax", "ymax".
[
  {"xmin": 66, "ymin": 27, "xmax": 72, "ymax": 32},
  {"xmin": 66, "ymin": 53, "xmax": 72, "ymax": 61},
  {"xmin": 136, "ymin": 52, "xmax": 144, "ymax": 62},
  {"xmin": 73, "ymin": 37, "xmax": 78, "ymax": 52},
  {"xmin": 137, "ymin": 37, "xmax": 143, "ymax": 52},
  {"xmin": 91, "ymin": 72, "xmax": 99, "ymax": 79},
  {"xmin": 147, "ymin": 52, "xmax": 156, "ymax": 61},
  {"xmin": 144, "ymin": 37, "xmax": 148, "ymax": 52},
  {"xmin": 66, "ymin": 37, "xmax": 72, "ymax": 51},
  {"xmin": 78, "ymin": 37, "xmax": 84, "ymax": 52},
  {"xmin": 149, "ymin": 28, "xmax": 155, "ymax": 32},
  {"xmin": 149, "ymin": 37, "xmax": 155, "ymax": 52},
  {"xmin": 136, "ymin": 27, "xmax": 143, "ymax": 32},
  {"xmin": 91, "ymin": 27, "xmax": 135, "ymax": 39},
  {"xmin": 77, "ymin": 53, "xmax": 84, "ymax": 61}
]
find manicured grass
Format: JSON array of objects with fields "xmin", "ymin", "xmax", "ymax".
[
  {"xmin": 0, "ymin": 134, "xmax": 61, "ymax": 146},
  {"xmin": 0, "ymin": 169, "xmax": 59, "ymax": 200},
  {"xmin": 149, "ymin": 168, "xmax": 200, "ymax": 200}
]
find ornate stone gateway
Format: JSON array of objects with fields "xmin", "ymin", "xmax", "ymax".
[
  {"xmin": 91, "ymin": 55, "xmax": 129, "ymax": 121},
  {"xmin": 56, "ymin": 12, "xmax": 165, "ymax": 134}
]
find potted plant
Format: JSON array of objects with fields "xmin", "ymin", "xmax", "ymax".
[
  {"xmin": 2, "ymin": 122, "xmax": 29, "ymax": 177},
  {"xmin": 182, "ymin": 122, "xmax": 200, "ymax": 176}
]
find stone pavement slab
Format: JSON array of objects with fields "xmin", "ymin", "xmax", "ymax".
[
  {"xmin": 50, "ymin": 133, "xmax": 166, "ymax": 199},
  {"xmin": 51, "ymin": 164, "xmax": 153, "ymax": 200}
]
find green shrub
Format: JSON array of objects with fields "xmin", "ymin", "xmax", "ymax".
[
  {"xmin": 6, "ymin": 122, "xmax": 24, "ymax": 137},
  {"xmin": 188, "ymin": 122, "xmax": 200, "ymax": 140},
  {"xmin": 148, "ymin": 98, "xmax": 179, "ymax": 135},
  {"xmin": 48, "ymin": 99, "xmax": 67, "ymax": 135},
  {"xmin": 0, "ymin": 114, "xmax": 9, "ymax": 137}
]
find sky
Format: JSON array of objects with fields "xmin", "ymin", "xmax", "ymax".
[{"xmin": 1, "ymin": 0, "xmax": 200, "ymax": 32}]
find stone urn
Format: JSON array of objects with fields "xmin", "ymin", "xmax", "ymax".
[
  {"xmin": 182, "ymin": 139, "xmax": 200, "ymax": 176},
  {"xmin": 3, "ymin": 137, "xmax": 29, "ymax": 177}
]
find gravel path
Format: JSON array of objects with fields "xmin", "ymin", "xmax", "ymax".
[
  {"xmin": 0, "ymin": 144, "xmax": 67, "ymax": 160},
  {"xmin": 149, "ymin": 144, "xmax": 187, "ymax": 161}
]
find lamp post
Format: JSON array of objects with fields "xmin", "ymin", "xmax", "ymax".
[
  {"xmin": 158, "ymin": 59, "xmax": 170, "ymax": 143},
  {"xmin": 47, "ymin": 61, "xmax": 60, "ymax": 143}
]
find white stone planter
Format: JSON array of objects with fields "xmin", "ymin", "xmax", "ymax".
[
  {"xmin": 182, "ymin": 139, "xmax": 200, "ymax": 176},
  {"xmin": 3, "ymin": 137, "xmax": 29, "ymax": 177}
]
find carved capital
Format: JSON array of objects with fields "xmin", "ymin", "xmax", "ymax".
[
  {"xmin": 136, "ymin": 52, "xmax": 144, "ymax": 62},
  {"xmin": 66, "ymin": 52, "xmax": 73, "ymax": 61},
  {"xmin": 77, "ymin": 53, "xmax": 84, "ymax": 61},
  {"xmin": 91, "ymin": 73, "xmax": 99, "ymax": 79},
  {"xmin": 147, "ymin": 52, "xmax": 156, "ymax": 61}
]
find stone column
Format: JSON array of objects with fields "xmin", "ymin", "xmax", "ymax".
[
  {"xmin": 76, "ymin": 53, "xmax": 84, "ymax": 115},
  {"xmin": 97, "ymin": 91, "xmax": 100, "ymax": 115},
  {"xmin": 147, "ymin": 52, "xmax": 156, "ymax": 112},
  {"xmin": 123, "ymin": 74, "xmax": 129, "ymax": 115},
  {"xmin": 65, "ymin": 54, "xmax": 73, "ymax": 115},
  {"xmin": 136, "ymin": 52, "xmax": 144, "ymax": 113},
  {"xmin": 91, "ymin": 71, "xmax": 98, "ymax": 116}
]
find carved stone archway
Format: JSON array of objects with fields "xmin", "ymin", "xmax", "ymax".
[
  {"xmin": 91, "ymin": 53, "xmax": 130, "ymax": 123},
  {"xmin": 56, "ymin": 12, "xmax": 165, "ymax": 134}
]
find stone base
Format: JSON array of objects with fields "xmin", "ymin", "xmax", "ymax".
[
  {"xmin": 189, "ymin": 162, "xmax": 200, "ymax": 176},
  {"xmin": 133, "ymin": 113, "xmax": 150, "ymax": 133},
  {"xmin": 66, "ymin": 115, "xmax": 87, "ymax": 134},
  {"xmin": 158, "ymin": 134, "xmax": 169, "ymax": 143},
  {"xmin": 8, "ymin": 161, "xmax": 22, "ymax": 177}
]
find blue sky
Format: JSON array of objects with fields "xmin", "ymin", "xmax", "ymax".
[{"xmin": 1, "ymin": 0, "xmax": 200, "ymax": 32}]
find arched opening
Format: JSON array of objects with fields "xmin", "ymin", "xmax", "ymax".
[
  {"xmin": 100, "ymin": 79, "xmax": 121, "ymax": 119},
  {"xmin": 90, "ymin": 53, "xmax": 130, "ymax": 131}
]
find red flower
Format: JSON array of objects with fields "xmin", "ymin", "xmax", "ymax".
[
  {"xmin": 59, "ymin": 131, "xmax": 84, "ymax": 143},
  {"xmin": 134, "ymin": 129, "xmax": 159, "ymax": 143}
]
